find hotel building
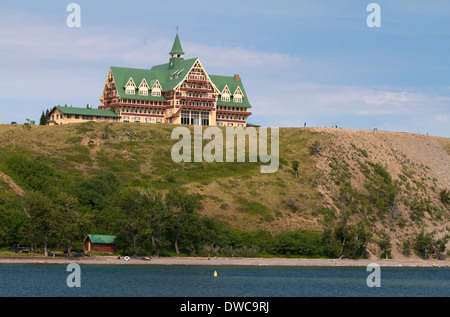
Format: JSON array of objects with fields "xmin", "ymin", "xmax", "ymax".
[{"xmin": 98, "ymin": 34, "xmax": 252, "ymax": 127}]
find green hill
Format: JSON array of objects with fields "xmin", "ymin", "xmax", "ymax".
[{"xmin": 0, "ymin": 122, "xmax": 449, "ymax": 260}]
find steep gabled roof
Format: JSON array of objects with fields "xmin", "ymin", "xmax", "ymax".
[
  {"xmin": 109, "ymin": 57, "xmax": 199, "ymax": 100},
  {"xmin": 150, "ymin": 57, "xmax": 198, "ymax": 90},
  {"xmin": 209, "ymin": 75, "xmax": 252, "ymax": 108},
  {"xmin": 109, "ymin": 66, "xmax": 168, "ymax": 101}
]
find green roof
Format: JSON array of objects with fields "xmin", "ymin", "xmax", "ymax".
[
  {"xmin": 54, "ymin": 106, "xmax": 120, "ymax": 117},
  {"xmin": 110, "ymin": 57, "xmax": 198, "ymax": 98},
  {"xmin": 86, "ymin": 234, "xmax": 117, "ymax": 244},
  {"xmin": 209, "ymin": 75, "xmax": 252, "ymax": 108},
  {"xmin": 169, "ymin": 33, "xmax": 184, "ymax": 55}
]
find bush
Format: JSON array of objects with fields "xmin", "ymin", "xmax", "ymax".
[
  {"xmin": 439, "ymin": 189, "xmax": 449, "ymax": 204},
  {"xmin": 273, "ymin": 230, "xmax": 324, "ymax": 257}
]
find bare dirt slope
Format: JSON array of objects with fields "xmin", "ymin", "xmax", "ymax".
[{"xmin": 311, "ymin": 128, "xmax": 450, "ymax": 259}]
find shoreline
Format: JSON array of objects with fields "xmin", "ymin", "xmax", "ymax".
[{"xmin": 0, "ymin": 256, "xmax": 449, "ymax": 267}]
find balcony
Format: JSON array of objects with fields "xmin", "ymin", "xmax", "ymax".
[
  {"xmin": 186, "ymin": 76, "xmax": 207, "ymax": 83},
  {"xmin": 180, "ymin": 87, "xmax": 214, "ymax": 93},
  {"xmin": 216, "ymin": 109, "xmax": 252, "ymax": 116},
  {"xmin": 178, "ymin": 95, "xmax": 215, "ymax": 102}
]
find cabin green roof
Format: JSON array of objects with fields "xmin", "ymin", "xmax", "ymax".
[
  {"xmin": 86, "ymin": 234, "xmax": 117, "ymax": 244},
  {"xmin": 55, "ymin": 106, "xmax": 121, "ymax": 117}
]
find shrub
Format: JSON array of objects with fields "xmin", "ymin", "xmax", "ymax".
[{"xmin": 439, "ymin": 189, "xmax": 449, "ymax": 204}]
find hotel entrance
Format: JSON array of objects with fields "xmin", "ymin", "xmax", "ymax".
[{"xmin": 181, "ymin": 110, "xmax": 210, "ymax": 126}]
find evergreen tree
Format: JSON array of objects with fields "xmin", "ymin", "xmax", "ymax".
[{"xmin": 39, "ymin": 111, "xmax": 47, "ymax": 125}]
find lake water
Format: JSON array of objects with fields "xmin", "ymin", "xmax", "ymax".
[{"xmin": 1, "ymin": 264, "xmax": 449, "ymax": 297}]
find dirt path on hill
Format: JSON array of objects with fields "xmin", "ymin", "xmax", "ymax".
[{"xmin": 0, "ymin": 171, "xmax": 24, "ymax": 196}]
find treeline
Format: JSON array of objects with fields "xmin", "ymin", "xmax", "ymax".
[
  {"xmin": 0, "ymin": 152, "xmax": 446, "ymax": 259},
  {"xmin": 0, "ymin": 152, "xmax": 340, "ymax": 258},
  {"xmin": 0, "ymin": 184, "xmax": 332, "ymax": 258}
]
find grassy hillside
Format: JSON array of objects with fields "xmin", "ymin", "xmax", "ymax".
[{"xmin": 0, "ymin": 122, "xmax": 449, "ymax": 259}]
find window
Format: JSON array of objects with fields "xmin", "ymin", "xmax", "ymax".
[
  {"xmin": 97, "ymin": 116, "xmax": 101, "ymax": 121},
  {"xmin": 145, "ymin": 118, "xmax": 152, "ymax": 123},
  {"xmin": 67, "ymin": 114, "xmax": 72, "ymax": 119},
  {"xmin": 138, "ymin": 79, "xmax": 149, "ymax": 96},
  {"xmin": 233, "ymin": 96, "xmax": 242, "ymax": 103},
  {"xmin": 126, "ymin": 86, "xmax": 135, "ymax": 95},
  {"xmin": 181, "ymin": 110, "xmax": 189, "ymax": 125},
  {"xmin": 105, "ymin": 117, "xmax": 109, "ymax": 122},
  {"xmin": 221, "ymin": 94, "xmax": 230, "ymax": 102},
  {"xmin": 201, "ymin": 112, "xmax": 209, "ymax": 126},
  {"xmin": 134, "ymin": 117, "xmax": 141, "ymax": 123},
  {"xmin": 233, "ymin": 87, "xmax": 243, "ymax": 103},
  {"xmin": 75, "ymin": 115, "xmax": 79, "ymax": 119},
  {"xmin": 123, "ymin": 116, "xmax": 130, "ymax": 122},
  {"xmin": 125, "ymin": 78, "xmax": 136, "ymax": 95},
  {"xmin": 191, "ymin": 111, "xmax": 200, "ymax": 125},
  {"xmin": 151, "ymin": 80, "xmax": 162, "ymax": 96}
]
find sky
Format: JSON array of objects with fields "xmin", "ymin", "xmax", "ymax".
[{"xmin": 0, "ymin": 0, "xmax": 449, "ymax": 137}]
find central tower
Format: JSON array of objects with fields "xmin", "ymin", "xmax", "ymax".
[{"xmin": 169, "ymin": 33, "xmax": 185, "ymax": 69}]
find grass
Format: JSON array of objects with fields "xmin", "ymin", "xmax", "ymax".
[{"xmin": 1, "ymin": 122, "xmax": 448, "ymax": 239}]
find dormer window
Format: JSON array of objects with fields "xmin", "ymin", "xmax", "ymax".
[
  {"xmin": 221, "ymin": 85, "xmax": 231, "ymax": 102},
  {"xmin": 233, "ymin": 87, "xmax": 243, "ymax": 103},
  {"xmin": 151, "ymin": 80, "xmax": 162, "ymax": 97},
  {"xmin": 138, "ymin": 79, "xmax": 149, "ymax": 96},
  {"xmin": 125, "ymin": 78, "xmax": 136, "ymax": 95}
]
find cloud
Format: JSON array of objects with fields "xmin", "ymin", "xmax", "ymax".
[{"xmin": 0, "ymin": 6, "xmax": 448, "ymax": 137}]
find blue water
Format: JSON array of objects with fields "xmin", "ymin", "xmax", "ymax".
[{"xmin": 0, "ymin": 264, "xmax": 449, "ymax": 297}]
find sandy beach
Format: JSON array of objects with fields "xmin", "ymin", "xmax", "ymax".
[{"xmin": 1, "ymin": 255, "xmax": 449, "ymax": 267}]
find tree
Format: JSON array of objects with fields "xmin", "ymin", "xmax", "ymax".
[
  {"xmin": 413, "ymin": 228, "xmax": 435, "ymax": 259},
  {"xmin": 39, "ymin": 111, "xmax": 47, "ymax": 125},
  {"xmin": 291, "ymin": 161, "xmax": 299, "ymax": 178},
  {"xmin": 116, "ymin": 189, "xmax": 150, "ymax": 256},
  {"xmin": 22, "ymin": 191, "xmax": 56, "ymax": 256},
  {"xmin": 141, "ymin": 189, "xmax": 170, "ymax": 257},
  {"xmin": 165, "ymin": 189, "xmax": 203, "ymax": 254},
  {"xmin": 321, "ymin": 210, "xmax": 372, "ymax": 259},
  {"xmin": 310, "ymin": 141, "xmax": 321, "ymax": 157},
  {"xmin": 378, "ymin": 232, "xmax": 392, "ymax": 259},
  {"xmin": 51, "ymin": 192, "xmax": 87, "ymax": 256},
  {"xmin": 413, "ymin": 228, "xmax": 449, "ymax": 259}
]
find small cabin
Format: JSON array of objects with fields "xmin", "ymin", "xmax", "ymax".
[{"xmin": 84, "ymin": 234, "xmax": 117, "ymax": 254}]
